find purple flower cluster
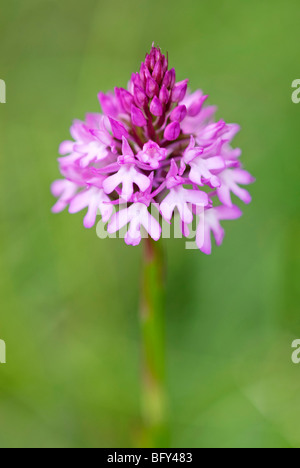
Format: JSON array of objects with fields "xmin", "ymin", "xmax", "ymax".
[{"xmin": 51, "ymin": 45, "xmax": 254, "ymax": 254}]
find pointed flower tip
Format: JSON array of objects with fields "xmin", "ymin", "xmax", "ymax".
[
  {"xmin": 116, "ymin": 87, "xmax": 133, "ymax": 113},
  {"xmin": 133, "ymin": 85, "xmax": 147, "ymax": 108},
  {"xmin": 146, "ymin": 76, "xmax": 159, "ymax": 98},
  {"xmin": 131, "ymin": 104, "xmax": 147, "ymax": 127},
  {"xmin": 121, "ymin": 136, "xmax": 134, "ymax": 157},
  {"xmin": 162, "ymin": 68, "xmax": 176, "ymax": 89},
  {"xmin": 108, "ymin": 117, "xmax": 129, "ymax": 140},
  {"xmin": 159, "ymin": 85, "xmax": 169, "ymax": 104},
  {"xmin": 98, "ymin": 92, "xmax": 117, "ymax": 117}
]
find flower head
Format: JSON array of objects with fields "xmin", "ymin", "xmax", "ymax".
[{"xmin": 52, "ymin": 45, "xmax": 254, "ymax": 253}]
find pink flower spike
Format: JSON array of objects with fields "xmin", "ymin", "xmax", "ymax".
[{"xmin": 52, "ymin": 45, "xmax": 253, "ymax": 253}]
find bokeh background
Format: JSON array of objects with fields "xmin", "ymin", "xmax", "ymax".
[{"xmin": 0, "ymin": 0, "xmax": 300, "ymax": 448}]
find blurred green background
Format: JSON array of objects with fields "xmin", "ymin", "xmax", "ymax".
[{"xmin": 0, "ymin": 0, "xmax": 300, "ymax": 448}]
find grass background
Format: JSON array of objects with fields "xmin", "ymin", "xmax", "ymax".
[{"xmin": 0, "ymin": 0, "xmax": 300, "ymax": 448}]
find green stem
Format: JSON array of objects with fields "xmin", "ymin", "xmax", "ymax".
[{"xmin": 139, "ymin": 237, "xmax": 169, "ymax": 448}]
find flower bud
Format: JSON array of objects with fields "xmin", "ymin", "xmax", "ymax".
[
  {"xmin": 145, "ymin": 54, "xmax": 151, "ymax": 69},
  {"xmin": 134, "ymin": 86, "xmax": 147, "ymax": 108},
  {"xmin": 98, "ymin": 92, "xmax": 118, "ymax": 117},
  {"xmin": 188, "ymin": 92, "xmax": 208, "ymax": 117},
  {"xmin": 131, "ymin": 104, "xmax": 147, "ymax": 127},
  {"xmin": 152, "ymin": 60, "xmax": 163, "ymax": 84},
  {"xmin": 140, "ymin": 63, "xmax": 151, "ymax": 84},
  {"xmin": 172, "ymin": 79, "xmax": 188, "ymax": 102},
  {"xmin": 170, "ymin": 105, "xmax": 187, "ymax": 122},
  {"xmin": 146, "ymin": 76, "xmax": 159, "ymax": 98},
  {"xmin": 159, "ymin": 85, "xmax": 169, "ymax": 104},
  {"xmin": 164, "ymin": 121, "xmax": 181, "ymax": 141},
  {"xmin": 116, "ymin": 87, "xmax": 133, "ymax": 113},
  {"xmin": 108, "ymin": 117, "xmax": 129, "ymax": 140},
  {"xmin": 132, "ymin": 72, "xmax": 143, "ymax": 89},
  {"xmin": 163, "ymin": 68, "xmax": 176, "ymax": 88},
  {"xmin": 150, "ymin": 96, "xmax": 163, "ymax": 116}
]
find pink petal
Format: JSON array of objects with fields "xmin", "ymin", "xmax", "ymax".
[
  {"xmin": 134, "ymin": 171, "xmax": 151, "ymax": 192},
  {"xmin": 108, "ymin": 118, "xmax": 129, "ymax": 140},
  {"xmin": 215, "ymin": 205, "xmax": 243, "ymax": 220},
  {"xmin": 108, "ymin": 208, "xmax": 132, "ymax": 234},
  {"xmin": 69, "ymin": 190, "xmax": 91, "ymax": 213},
  {"xmin": 59, "ymin": 141, "xmax": 74, "ymax": 155},
  {"xmin": 142, "ymin": 213, "xmax": 161, "ymax": 241},
  {"xmin": 233, "ymin": 169, "xmax": 256, "ymax": 185},
  {"xmin": 103, "ymin": 172, "xmax": 122, "ymax": 195},
  {"xmin": 217, "ymin": 185, "xmax": 233, "ymax": 207}
]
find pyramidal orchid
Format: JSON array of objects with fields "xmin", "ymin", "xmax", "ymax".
[
  {"xmin": 51, "ymin": 46, "xmax": 254, "ymax": 448},
  {"xmin": 51, "ymin": 45, "xmax": 254, "ymax": 255}
]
